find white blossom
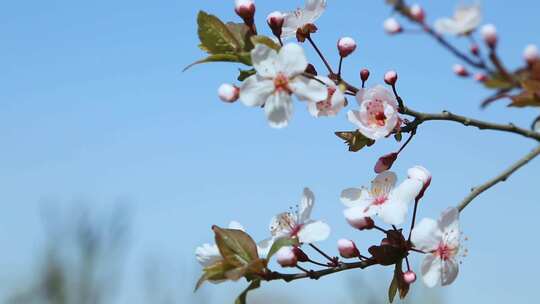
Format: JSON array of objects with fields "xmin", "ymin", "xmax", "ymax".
[
  {"xmin": 434, "ymin": 4, "xmax": 482, "ymax": 35},
  {"xmin": 281, "ymin": 0, "xmax": 327, "ymax": 39},
  {"xmin": 306, "ymin": 76, "xmax": 346, "ymax": 117},
  {"xmin": 239, "ymin": 43, "xmax": 327, "ymax": 128},
  {"xmin": 411, "ymin": 208, "xmax": 462, "ymax": 288}
]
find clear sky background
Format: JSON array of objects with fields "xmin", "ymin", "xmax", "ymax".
[{"xmin": 1, "ymin": 0, "xmax": 539, "ymax": 303}]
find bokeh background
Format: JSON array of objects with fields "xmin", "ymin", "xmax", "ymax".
[{"xmin": 1, "ymin": 0, "xmax": 539, "ymax": 303}]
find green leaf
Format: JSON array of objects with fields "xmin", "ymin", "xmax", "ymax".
[
  {"xmin": 197, "ymin": 11, "xmax": 241, "ymax": 54},
  {"xmin": 238, "ymin": 68, "xmax": 256, "ymax": 81},
  {"xmin": 484, "ymin": 73, "xmax": 516, "ymax": 90},
  {"xmin": 226, "ymin": 22, "xmax": 254, "ymax": 51},
  {"xmin": 183, "ymin": 53, "xmax": 246, "ymax": 72},
  {"xmin": 235, "ymin": 280, "xmax": 261, "ymax": 304},
  {"xmin": 250, "ymin": 35, "xmax": 281, "ymax": 51},
  {"xmin": 213, "ymin": 226, "xmax": 259, "ymax": 268},
  {"xmin": 266, "ymin": 237, "xmax": 299, "ymax": 261},
  {"xmin": 194, "ymin": 260, "xmax": 234, "ymax": 291},
  {"xmin": 335, "ymin": 131, "xmax": 376, "ymax": 152},
  {"xmin": 388, "ymin": 273, "xmax": 398, "ymax": 303}
]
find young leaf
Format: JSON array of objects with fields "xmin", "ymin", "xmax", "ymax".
[
  {"xmin": 335, "ymin": 131, "xmax": 375, "ymax": 152},
  {"xmin": 197, "ymin": 11, "xmax": 241, "ymax": 54},
  {"xmin": 226, "ymin": 22, "xmax": 254, "ymax": 51},
  {"xmin": 183, "ymin": 53, "xmax": 246, "ymax": 72},
  {"xmin": 266, "ymin": 237, "xmax": 299, "ymax": 261},
  {"xmin": 250, "ymin": 35, "xmax": 281, "ymax": 51},
  {"xmin": 510, "ymin": 92, "xmax": 540, "ymax": 107},
  {"xmin": 213, "ymin": 226, "xmax": 259, "ymax": 268},
  {"xmin": 388, "ymin": 273, "xmax": 398, "ymax": 303},
  {"xmin": 194, "ymin": 259, "xmax": 235, "ymax": 291},
  {"xmin": 483, "ymin": 73, "xmax": 516, "ymax": 90},
  {"xmin": 238, "ymin": 68, "xmax": 256, "ymax": 81},
  {"xmin": 235, "ymin": 280, "xmax": 261, "ymax": 304}
]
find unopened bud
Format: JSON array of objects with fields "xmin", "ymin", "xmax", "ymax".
[
  {"xmin": 408, "ymin": 165, "xmax": 431, "ymax": 187},
  {"xmin": 344, "ymin": 209, "xmax": 375, "ymax": 230},
  {"xmin": 218, "ymin": 83, "xmax": 240, "ymax": 103},
  {"xmin": 235, "ymin": 0, "xmax": 256, "ymax": 26},
  {"xmin": 403, "ymin": 271, "xmax": 417, "ymax": 284},
  {"xmin": 470, "ymin": 44, "xmax": 480, "ymax": 56},
  {"xmin": 267, "ymin": 11, "xmax": 284, "ymax": 38},
  {"xmin": 453, "ymin": 64, "xmax": 469, "ymax": 77},
  {"xmin": 276, "ymin": 247, "xmax": 297, "ymax": 267},
  {"xmin": 384, "ymin": 70, "xmax": 398, "ymax": 86},
  {"xmin": 337, "ymin": 37, "xmax": 357, "ymax": 58},
  {"xmin": 375, "ymin": 152, "xmax": 398, "ymax": 174},
  {"xmin": 481, "ymin": 24, "xmax": 497, "ymax": 49},
  {"xmin": 360, "ymin": 69, "xmax": 370, "ymax": 82},
  {"xmin": 410, "ymin": 4, "xmax": 425, "ymax": 23},
  {"xmin": 337, "ymin": 239, "xmax": 360, "ymax": 259},
  {"xmin": 474, "ymin": 73, "xmax": 488, "ymax": 82},
  {"xmin": 383, "ymin": 18, "xmax": 402, "ymax": 35},
  {"xmin": 292, "ymin": 247, "xmax": 309, "ymax": 262},
  {"xmin": 523, "ymin": 44, "xmax": 540, "ymax": 65}
]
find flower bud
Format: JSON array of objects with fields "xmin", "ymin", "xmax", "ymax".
[
  {"xmin": 276, "ymin": 247, "xmax": 297, "ymax": 267},
  {"xmin": 408, "ymin": 165, "xmax": 431, "ymax": 186},
  {"xmin": 474, "ymin": 73, "xmax": 488, "ymax": 82},
  {"xmin": 481, "ymin": 24, "xmax": 497, "ymax": 49},
  {"xmin": 267, "ymin": 11, "xmax": 284, "ymax": 38},
  {"xmin": 344, "ymin": 209, "xmax": 375, "ymax": 230},
  {"xmin": 337, "ymin": 239, "xmax": 360, "ymax": 259},
  {"xmin": 383, "ymin": 18, "xmax": 402, "ymax": 35},
  {"xmin": 375, "ymin": 152, "xmax": 398, "ymax": 173},
  {"xmin": 384, "ymin": 70, "xmax": 398, "ymax": 86},
  {"xmin": 360, "ymin": 69, "xmax": 370, "ymax": 82},
  {"xmin": 403, "ymin": 271, "xmax": 417, "ymax": 284},
  {"xmin": 235, "ymin": 0, "xmax": 256, "ymax": 26},
  {"xmin": 292, "ymin": 247, "xmax": 309, "ymax": 262},
  {"xmin": 218, "ymin": 83, "xmax": 240, "ymax": 103},
  {"xmin": 337, "ymin": 37, "xmax": 357, "ymax": 58},
  {"xmin": 523, "ymin": 44, "xmax": 540, "ymax": 65},
  {"xmin": 470, "ymin": 44, "xmax": 480, "ymax": 56},
  {"xmin": 453, "ymin": 64, "xmax": 469, "ymax": 77},
  {"xmin": 410, "ymin": 4, "xmax": 425, "ymax": 23}
]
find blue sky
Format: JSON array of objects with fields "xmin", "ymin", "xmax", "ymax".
[{"xmin": 1, "ymin": 0, "xmax": 539, "ymax": 303}]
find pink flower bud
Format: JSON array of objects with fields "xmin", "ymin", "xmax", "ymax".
[
  {"xmin": 403, "ymin": 271, "xmax": 417, "ymax": 284},
  {"xmin": 360, "ymin": 69, "xmax": 370, "ymax": 82},
  {"xmin": 218, "ymin": 83, "xmax": 239, "ymax": 103},
  {"xmin": 470, "ymin": 44, "xmax": 480, "ymax": 56},
  {"xmin": 523, "ymin": 44, "xmax": 540, "ymax": 65},
  {"xmin": 337, "ymin": 37, "xmax": 357, "ymax": 58},
  {"xmin": 383, "ymin": 18, "xmax": 402, "ymax": 35},
  {"xmin": 276, "ymin": 247, "xmax": 297, "ymax": 267},
  {"xmin": 375, "ymin": 152, "xmax": 398, "ymax": 173},
  {"xmin": 267, "ymin": 11, "xmax": 284, "ymax": 38},
  {"xmin": 384, "ymin": 70, "xmax": 398, "ymax": 86},
  {"xmin": 408, "ymin": 165, "xmax": 431, "ymax": 186},
  {"xmin": 410, "ymin": 4, "xmax": 425, "ymax": 23},
  {"xmin": 235, "ymin": 0, "xmax": 256, "ymax": 25},
  {"xmin": 292, "ymin": 247, "xmax": 309, "ymax": 262},
  {"xmin": 474, "ymin": 73, "xmax": 488, "ymax": 82},
  {"xmin": 481, "ymin": 24, "xmax": 497, "ymax": 49},
  {"xmin": 453, "ymin": 64, "xmax": 469, "ymax": 77},
  {"xmin": 344, "ymin": 211, "xmax": 375, "ymax": 231},
  {"xmin": 337, "ymin": 239, "xmax": 360, "ymax": 259}
]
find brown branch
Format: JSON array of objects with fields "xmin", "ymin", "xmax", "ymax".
[
  {"xmin": 265, "ymin": 259, "xmax": 377, "ymax": 283},
  {"xmin": 457, "ymin": 145, "xmax": 540, "ymax": 212}
]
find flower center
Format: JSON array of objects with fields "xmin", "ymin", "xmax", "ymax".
[
  {"xmin": 436, "ymin": 243, "xmax": 455, "ymax": 261},
  {"xmin": 289, "ymin": 223, "xmax": 304, "ymax": 237},
  {"xmin": 274, "ymin": 73, "xmax": 292, "ymax": 93},
  {"xmin": 372, "ymin": 195, "xmax": 388, "ymax": 206},
  {"xmin": 365, "ymin": 100, "xmax": 388, "ymax": 127}
]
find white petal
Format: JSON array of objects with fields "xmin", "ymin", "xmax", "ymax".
[
  {"xmin": 264, "ymin": 91, "xmax": 293, "ymax": 128},
  {"xmin": 257, "ymin": 237, "xmax": 274, "ymax": 259},
  {"xmin": 434, "ymin": 18, "xmax": 460, "ymax": 35},
  {"xmin": 343, "ymin": 205, "xmax": 376, "ymax": 222},
  {"xmin": 378, "ymin": 199, "xmax": 409, "ymax": 226},
  {"xmin": 390, "ymin": 178, "xmax": 423, "ymax": 205},
  {"xmin": 195, "ymin": 243, "xmax": 221, "ymax": 267},
  {"xmin": 439, "ymin": 207, "xmax": 460, "ymax": 247},
  {"xmin": 441, "ymin": 258, "xmax": 460, "ymax": 286},
  {"xmin": 411, "ymin": 218, "xmax": 441, "ymax": 251},
  {"xmin": 307, "ymin": 102, "xmax": 320, "ymax": 117},
  {"xmin": 355, "ymin": 88, "xmax": 366, "ymax": 105},
  {"xmin": 239, "ymin": 75, "xmax": 275, "ymax": 107},
  {"xmin": 347, "ymin": 110, "xmax": 381, "ymax": 140},
  {"xmin": 277, "ymin": 44, "xmax": 308, "ymax": 77},
  {"xmin": 340, "ymin": 187, "xmax": 371, "ymax": 208},
  {"xmin": 269, "ymin": 212, "xmax": 294, "ymax": 237},
  {"xmin": 372, "ymin": 171, "xmax": 397, "ymax": 193},
  {"xmin": 251, "ymin": 44, "xmax": 278, "ymax": 78},
  {"xmin": 369, "ymin": 85, "xmax": 398, "ymax": 109},
  {"xmin": 228, "ymin": 221, "xmax": 245, "ymax": 231},
  {"xmin": 298, "ymin": 187, "xmax": 315, "ymax": 224},
  {"xmin": 421, "ymin": 254, "xmax": 442, "ymax": 288},
  {"xmin": 297, "ymin": 220, "xmax": 331, "ymax": 243},
  {"xmin": 305, "ymin": 0, "xmax": 327, "ymax": 18},
  {"xmin": 290, "ymin": 76, "xmax": 328, "ymax": 102}
]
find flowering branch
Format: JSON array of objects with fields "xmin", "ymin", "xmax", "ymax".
[
  {"xmin": 265, "ymin": 259, "xmax": 377, "ymax": 282},
  {"xmin": 457, "ymin": 144, "xmax": 540, "ymax": 212}
]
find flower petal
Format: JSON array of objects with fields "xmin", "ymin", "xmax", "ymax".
[
  {"xmin": 298, "ymin": 187, "xmax": 315, "ymax": 224},
  {"xmin": 251, "ymin": 44, "xmax": 278, "ymax": 78},
  {"xmin": 264, "ymin": 90, "xmax": 293, "ymax": 128},
  {"xmin": 228, "ymin": 221, "xmax": 245, "ymax": 231},
  {"xmin": 390, "ymin": 178, "xmax": 423, "ymax": 206},
  {"xmin": 257, "ymin": 237, "xmax": 274, "ymax": 259},
  {"xmin": 421, "ymin": 254, "xmax": 442, "ymax": 288},
  {"xmin": 297, "ymin": 220, "xmax": 331, "ymax": 243},
  {"xmin": 340, "ymin": 187, "xmax": 371, "ymax": 208},
  {"xmin": 343, "ymin": 205, "xmax": 376, "ymax": 222},
  {"xmin": 195, "ymin": 243, "xmax": 221, "ymax": 267},
  {"xmin": 277, "ymin": 44, "xmax": 308, "ymax": 77},
  {"xmin": 439, "ymin": 207, "xmax": 460, "ymax": 247},
  {"xmin": 441, "ymin": 258, "xmax": 460, "ymax": 286},
  {"xmin": 411, "ymin": 218, "xmax": 441, "ymax": 251},
  {"xmin": 239, "ymin": 75, "xmax": 275, "ymax": 107},
  {"xmin": 378, "ymin": 199, "xmax": 409, "ymax": 225},
  {"xmin": 290, "ymin": 76, "xmax": 328, "ymax": 102},
  {"xmin": 269, "ymin": 212, "xmax": 295, "ymax": 237}
]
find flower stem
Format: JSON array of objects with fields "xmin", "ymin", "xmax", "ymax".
[
  {"xmin": 309, "ymin": 244, "xmax": 335, "ymax": 264},
  {"xmin": 307, "ymin": 36, "xmax": 335, "ymax": 75}
]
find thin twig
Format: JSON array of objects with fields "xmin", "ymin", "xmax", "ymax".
[
  {"xmin": 457, "ymin": 145, "xmax": 540, "ymax": 212},
  {"xmin": 266, "ymin": 259, "xmax": 377, "ymax": 282},
  {"xmin": 307, "ymin": 36, "xmax": 335, "ymax": 75}
]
